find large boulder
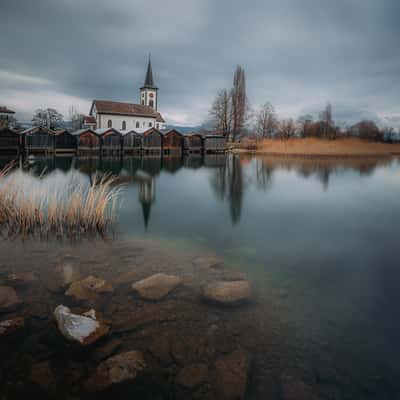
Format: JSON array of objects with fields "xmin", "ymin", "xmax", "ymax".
[
  {"xmin": 131, "ymin": 273, "xmax": 181, "ymax": 300},
  {"xmin": 176, "ymin": 363, "xmax": 208, "ymax": 389},
  {"xmin": 0, "ymin": 285, "xmax": 21, "ymax": 311},
  {"xmin": 202, "ymin": 280, "xmax": 251, "ymax": 305},
  {"xmin": 214, "ymin": 350, "xmax": 251, "ymax": 399},
  {"xmin": 84, "ymin": 350, "xmax": 146, "ymax": 392},
  {"xmin": 0, "ymin": 317, "xmax": 24, "ymax": 336},
  {"xmin": 65, "ymin": 275, "xmax": 113, "ymax": 302},
  {"xmin": 54, "ymin": 305, "xmax": 109, "ymax": 345}
]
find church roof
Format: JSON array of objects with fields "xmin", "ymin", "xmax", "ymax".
[
  {"xmin": 91, "ymin": 100, "xmax": 162, "ymax": 119},
  {"xmin": 141, "ymin": 57, "xmax": 157, "ymax": 89},
  {"xmin": 84, "ymin": 116, "xmax": 96, "ymax": 124}
]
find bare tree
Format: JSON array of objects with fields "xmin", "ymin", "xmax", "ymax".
[
  {"xmin": 276, "ymin": 118, "xmax": 297, "ymax": 140},
  {"xmin": 32, "ymin": 108, "xmax": 63, "ymax": 129},
  {"xmin": 69, "ymin": 105, "xmax": 85, "ymax": 131},
  {"xmin": 209, "ymin": 89, "xmax": 232, "ymax": 137},
  {"xmin": 231, "ymin": 65, "xmax": 247, "ymax": 141},
  {"xmin": 351, "ymin": 120, "xmax": 383, "ymax": 141},
  {"xmin": 319, "ymin": 103, "xmax": 337, "ymax": 139},
  {"xmin": 297, "ymin": 114, "xmax": 313, "ymax": 138},
  {"xmin": 255, "ymin": 102, "xmax": 277, "ymax": 138}
]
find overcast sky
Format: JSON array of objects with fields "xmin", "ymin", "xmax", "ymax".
[{"xmin": 1, "ymin": 0, "xmax": 399, "ymax": 127}]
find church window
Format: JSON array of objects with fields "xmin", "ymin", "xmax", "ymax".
[
  {"xmin": 156, "ymin": 123, "xmax": 159, "ymax": 129},
  {"xmin": 122, "ymin": 121, "xmax": 126, "ymax": 130},
  {"xmin": 136, "ymin": 121, "xmax": 140, "ymax": 129},
  {"xmin": 149, "ymin": 122, "xmax": 152, "ymax": 127},
  {"xmin": 149, "ymin": 100, "xmax": 154, "ymax": 108},
  {"xmin": 107, "ymin": 119, "xmax": 112, "ymax": 128}
]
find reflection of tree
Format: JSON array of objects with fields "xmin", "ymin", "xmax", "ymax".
[
  {"xmin": 255, "ymin": 159, "xmax": 274, "ymax": 191},
  {"xmin": 317, "ymin": 167, "xmax": 332, "ymax": 192},
  {"xmin": 209, "ymin": 155, "xmax": 244, "ymax": 225},
  {"xmin": 139, "ymin": 177, "xmax": 155, "ymax": 229},
  {"xmin": 228, "ymin": 156, "xmax": 243, "ymax": 224}
]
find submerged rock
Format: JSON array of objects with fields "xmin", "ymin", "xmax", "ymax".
[
  {"xmin": 55, "ymin": 262, "xmax": 81, "ymax": 287},
  {"xmin": 0, "ymin": 317, "xmax": 24, "ymax": 336},
  {"xmin": 5, "ymin": 272, "xmax": 37, "ymax": 286},
  {"xmin": 192, "ymin": 256, "xmax": 223, "ymax": 269},
  {"xmin": 202, "ymin": 280, "xmax": 251, "ymax": 305},
  {"xmin": 176, "ymin": 363, "xmax": 208, "ymax": 389},
  {"xmin": 30, "ymin": 360, "xmax": 55, "ymax": 390},
  {"xmin": 0, "ymin": 285, "xmax": 21, "ymax": 311},
  {"xmin": 54, "ymin": 305, "xmax": 109, "ymax": 345},
  {"xmin": 84, "ymin": 350, "xmax": 146, "ymax": 392},
  {"xmin": 280, "ymin": 371, "xmax": 319, "ymax": 400},
  {"xmin": 214, "ymin": 350, "xmax": 251, "ymax": 399},
  {"xmin": 131, "ymin": 273, "xmax": 182, "ymax": 300},
  {"xmin": 65, "ymin": 275, "xmax": 113, "ymax": 302}
]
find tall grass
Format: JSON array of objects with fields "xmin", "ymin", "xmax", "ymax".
[{"xmin": 0, "ymin": 164, "xmax": 123, "ymax": 238}]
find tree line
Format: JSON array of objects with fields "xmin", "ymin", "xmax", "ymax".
[{"xmin": 209, "ymin": 67, "xmax": 399, "ymax": 143}]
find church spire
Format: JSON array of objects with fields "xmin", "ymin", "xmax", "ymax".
[
  {"xmin": 143, "ymin": 55, "xmax": 155, "ymax": 88},
  {"xmin": 140, "ymin": 55, "xmax": 158, "ymax": 110}
]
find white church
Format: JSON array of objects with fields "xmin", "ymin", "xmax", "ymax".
[{"xmin": 88, "ymin": 57, "xmax": 166, "ymax": 133}]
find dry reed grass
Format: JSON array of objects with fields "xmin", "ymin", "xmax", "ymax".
[
  {"xmin": 234, "ymin": 138, "xmax": 400, "ymax": 157},
  {"xmin": 0, "ymin": 163, "xmax": 123, "ymax": 239}
]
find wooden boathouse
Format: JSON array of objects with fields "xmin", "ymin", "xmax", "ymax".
[
  {"xmin": 204, "ymin": 135, "xmax": 226, "ymax": 154},
  {"xmin": 122, "ymin": 130, "xmax": 142, "ymax": 154},
  {"xmin": 162, "ymin": 129, "xmax": 184, "ymax": 156},
  {"xmin": 142, "ymin": 128, "xmax": 163, "ymax": 155},
  {"xmin": 72, "ymin": 129, "xmax": 100, "ymax": 155},
  {"xmin": 184, "ymin": 133, "xmax": 203, "ymax": 154},
  {"xmin": 53, "ymin": 129, "xmax": 77, "ymax": 154},
  {"xmin": 0, "ymin": 128, "xmax": 21, "ymax": 155},
  {"xmin": 23, "ymin": 127, "xmax": 55, "ymax": 155},
  {"xmin": 96, "ymin": 128, "xmax": 122, "ymax": 155}
]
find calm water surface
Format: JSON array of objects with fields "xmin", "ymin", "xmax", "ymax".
[{"xmin": 1, "ymin": 154, "xmax": 399, "ymax": 399}]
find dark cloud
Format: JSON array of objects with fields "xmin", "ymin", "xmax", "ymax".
[{"xmin": 0, "ymin": 0, "xmax": 399, "ymax": 126}]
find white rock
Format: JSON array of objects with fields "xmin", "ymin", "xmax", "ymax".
[{"xmin": 54, "ymin": 305, "xmax": 108, "ymax": 345}]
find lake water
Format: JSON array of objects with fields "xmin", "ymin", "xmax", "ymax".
[{"xmin": 0, "ymin": 154, "xmax": 399, "ymax": 399}]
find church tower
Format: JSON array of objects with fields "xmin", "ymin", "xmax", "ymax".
[{"xmin": 140, "ymin": 56, "xmax": 158, "ymax": 111}]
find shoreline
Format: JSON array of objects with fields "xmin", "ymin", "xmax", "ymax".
[
  {"xmin": 230, "ymin": 149, "xmax": 400, "ymax": 158},
  {"xmin": 230, "ymin": 138, "xmax": 400, "ymax": 158}
]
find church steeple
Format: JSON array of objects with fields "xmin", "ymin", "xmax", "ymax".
[
  {"xmin": 143, "ymin": 56, "xmax": 155, "ymax": 88},
  {"xmin": 140, "ymin": 55, "xmax": 158, "ymax": 110}
]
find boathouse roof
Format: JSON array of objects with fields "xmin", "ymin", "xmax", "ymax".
[{"xmin": 0, "ymin": 106, "xmax": 15, "ymax": 114}]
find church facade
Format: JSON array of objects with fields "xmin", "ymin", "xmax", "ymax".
[{"xmin": 89, "ymin": 58, "xmax": 165, "ymax": 132}]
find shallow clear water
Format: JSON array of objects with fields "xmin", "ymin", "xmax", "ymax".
[{"xmin": 0, "ymin": 154, "xmax": 399, "ymax": 399}]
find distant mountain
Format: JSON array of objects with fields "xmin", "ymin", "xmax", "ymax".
[{"xmin": 165, "ymin": 125, "xmax": 204, "ymax": 134}]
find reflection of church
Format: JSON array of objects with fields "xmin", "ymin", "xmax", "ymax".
[{"xmin": 138, "ymin": 177, "xmax": 155, "ymax": 229}]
